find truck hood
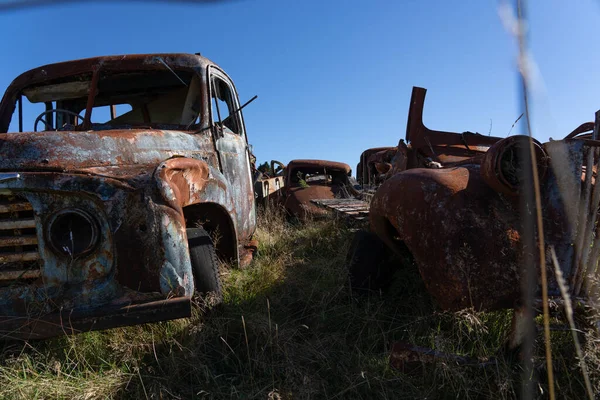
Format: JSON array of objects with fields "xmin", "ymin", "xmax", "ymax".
[{"xmin": 0, "ymin": 129, "xmax": 210, "ymax": 171}]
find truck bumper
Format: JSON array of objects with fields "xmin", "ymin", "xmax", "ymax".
[{"xmin": 0, "ymin": 296, "xmax": 191, "ymax": 340}]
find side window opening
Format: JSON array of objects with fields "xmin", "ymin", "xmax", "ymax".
[
  {"xmin": 10, "ymin": 98, "xmax": 86, "ymax": 132},
  {"xmin": 211, "ymin": 76, "xmax": 239, "ymax": 134},
  {"xmin": 9, "ymin": 96, "xmax": 51, "ymax": 132}
]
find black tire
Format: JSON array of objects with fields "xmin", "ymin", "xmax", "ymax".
[
  {"xmin": 187, "ymin": 227, "xmax": 223, "ymax": 302},
  {"xmin": 346, "ymin": 230, "xmax": 394, "ymax": 290}
]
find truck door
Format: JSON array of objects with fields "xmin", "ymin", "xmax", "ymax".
[{"xmin": 208, "ymin": 67, "xmax": 256, "ymax": 239}]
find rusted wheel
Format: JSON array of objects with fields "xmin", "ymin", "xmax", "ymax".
[
  {"xmin": 346, "ymin": 230, "xmax": 393, "ymax": 290},
  {"xmin": 187, "ymin": 227, "xmax": 223, "ymax": 303}
]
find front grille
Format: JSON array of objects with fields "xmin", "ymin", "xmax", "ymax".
[{"xmin": 0, "ymin": 194, "xmax": 41, "ymax": 283}]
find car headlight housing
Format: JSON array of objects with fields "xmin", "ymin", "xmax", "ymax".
[{"xmin": 47, "ymin": 209, "xmax": 99, "ymax": 257}]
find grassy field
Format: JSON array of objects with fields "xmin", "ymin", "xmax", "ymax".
[{"xmin": 0, "ymin": 208, "xmax": 598, "ymax": 399}]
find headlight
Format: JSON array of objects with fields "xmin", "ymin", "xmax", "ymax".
[{"xmin": 47, "ymin": 209, "xmax": 99, "ymax": 257}]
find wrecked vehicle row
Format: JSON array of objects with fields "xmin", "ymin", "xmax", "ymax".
[
  {"xmin": 255, "ymin": 158, "xmax": 362, "ymax": 220},
  {"xmin": 2, "ymin": 52, "xmax": 599, "ymax": 349}
]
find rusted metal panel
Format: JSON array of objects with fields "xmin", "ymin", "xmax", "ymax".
[
  {"xmin": 0, "ymin": 235, "xmax": 37, "ymax": 247},
  {"xmin": 355, "ymin": 88, "xmax": 504, "ymax": 192},
  {"xmin": 404, "ymin": 87, "xmax": 501, "ymax": 163},
  {"xmin": 286, "ymin": 159, "xmax": 352, "ymax": 174},
  {"xmin": 0, "ymin": 251, "xmax": 39, "ymax": 263},
  {"xmin": 0, "ymin": 219, "xmax": 35, "ymax": 230},
  {"xmin": 310, "ymin": 198, "xmax": 370, "ymax": 221},
  {"xmin": 0, "ymin": 296, "xmax": 192, "ymax": 341},
  {"xmin": 0, "ymin": 269, "xmax": 41, "ymax": 280},
  {"xmin": 0, "ymin": 130, "xmax": 218, "ymax": 171},
  {"xmin": 0, "ymin": 202, "xmax": 32, "ymax": 213}
]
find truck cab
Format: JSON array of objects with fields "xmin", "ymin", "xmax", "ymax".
[{"xmin": 0, "ymin": 53, "xmax": 257, "ymax": 339}]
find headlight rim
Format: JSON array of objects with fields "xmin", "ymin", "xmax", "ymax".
[{"xmin": 45, "ymin": 208, "xmax": 100, "ymax": 259}]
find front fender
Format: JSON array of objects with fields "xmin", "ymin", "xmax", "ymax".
[
  {"xmin": 153, "ymin": 158, "xmax": 237, "ymax": 294},
  {"xmin": 155, "ymin": 157, "xmax": 236, "ymax": 214},
  {"xmin": 369, "ymin": 165, "xmax": 522, "ymax": 311}
]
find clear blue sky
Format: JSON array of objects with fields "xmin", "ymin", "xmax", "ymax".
[{"xmin": 0, "ymin": 0, "xmax": 598, "ymax": 170}]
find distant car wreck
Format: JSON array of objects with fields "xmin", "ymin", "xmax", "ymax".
[
  {"xmin": 348, "ymin": 86, "xmax": 600, "ymax": 343},
  {"xmin": 0, "ymin": 53, "xmax": 259, "ymax": 340},
  {"xmin": 281, "ymin": 159, "xmax": 360, "ymax": 220}
]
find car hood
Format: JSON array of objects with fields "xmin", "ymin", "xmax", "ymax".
[{"xmin": 0, "ymin": 129, "xmax": 210, "ymax": 171}]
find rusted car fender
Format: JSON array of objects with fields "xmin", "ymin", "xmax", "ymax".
[
  {"xmin": 154, "ymin": 157, "xmax": 239, "ymax": 292},
  {"xmin": 367, "ymin": 135, "xmax": 553, "ymax": 311},
  {"xmin": 369, "ymin": 163, "xmax": 523, "ymax": 311}
]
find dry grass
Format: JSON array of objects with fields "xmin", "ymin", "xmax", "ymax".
[{"xmin": 0, "ymin": 207, "xmax": 598, "ymax": 399}]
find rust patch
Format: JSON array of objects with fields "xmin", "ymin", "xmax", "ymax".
[{"xmin": 156, "ymin": 157, "xmax": 210, "ymax": 211}]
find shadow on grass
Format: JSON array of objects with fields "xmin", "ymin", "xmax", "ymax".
[{"xmin": 0, "ymin": 216, "xmax": 597, "ymax": 399}]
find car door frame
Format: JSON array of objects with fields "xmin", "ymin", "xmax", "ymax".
[{"xmin": 207, "ymin": 65, "xmax": 256, "ymax": 240}]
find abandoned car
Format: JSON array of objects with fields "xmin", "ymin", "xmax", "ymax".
[
  {"xmin": 0, "ymin": 53, "xmax": 259, "ymax": 339},
  {"xmin": 348, "ymin": 86, "xmax": 600, "ymax": 320},
  {"xmin": 280, "ymin": 159, "xmax": 360, "ymax": 220}
]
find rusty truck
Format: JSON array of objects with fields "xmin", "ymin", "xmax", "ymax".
[
  {"xmin": 0, "ymin": 53, "xmax": 258, "ymax": 339},
  {"xmin": 347, "ymin": 86, "xmax": 600, "ymax": 351}
]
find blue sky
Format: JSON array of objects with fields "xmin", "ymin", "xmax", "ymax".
[{"xmin": 0, "ymin": 0, "xmax": 598, "ymax": 170}]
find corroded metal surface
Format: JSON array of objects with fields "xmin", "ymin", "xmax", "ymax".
[
  {"xmin": 0, "ymin": 296, "xmax": 192, "ymax": 341},
  {"xmin": 367, "ymin": 85, "xmax": 600, "ymax": 313},
  {"xmin": 371, "ymin": 162, "xmax": 523, "ymax": 310},
  {"xmin": 0, "ymin": 53, "xmax": 257, "ymax": 339},
  {"xmin": 404, "ymin": 87, "xmax": 501, "ymax": 164},
  {"xmin": 356, "ymin": 86, "xmax": 504, "ymax": 191},
  {"xmin": 310, "ymin": 198, "xmax": 370, "ymax": 221},
  {"xmin": 286, "ymin": 159, "xmax": 352, "ymax": 175}
]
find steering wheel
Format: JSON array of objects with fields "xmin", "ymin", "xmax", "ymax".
[{"xmin": 34, "ymin": 109, "xmax": 85, "ymax": 132}]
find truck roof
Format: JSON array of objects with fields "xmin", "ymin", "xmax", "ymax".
[
  {"xmin": 0, "ymin": 53, "xmax": 220, "ymax": 132},
  {"xmin": 8, "ymin": 53, "xmax": 216, "ymax": 87},
  {"xmin": 288, "ymin": 159, "xmax": 351, "ymax": 174}
]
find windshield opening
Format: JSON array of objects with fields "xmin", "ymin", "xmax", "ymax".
[
  {"xmin": 289, "ymin": 167, "xmax": 349, "ymax": 188},
  {"xmin": 11, "ymin": 69, "xmax": 203, "ymax": 132}
]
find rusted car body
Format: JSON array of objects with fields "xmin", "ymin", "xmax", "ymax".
[
  {"xmin": 281, "ymin": 159, "xmax": 359, "ymax": 220},
  {"xmin": 0, "ymin": 53, "xmax": 257, "ymax": 339},
  {"xmin": 352, "ymin": 86, "xmax": 599, "ymax": 316}
]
